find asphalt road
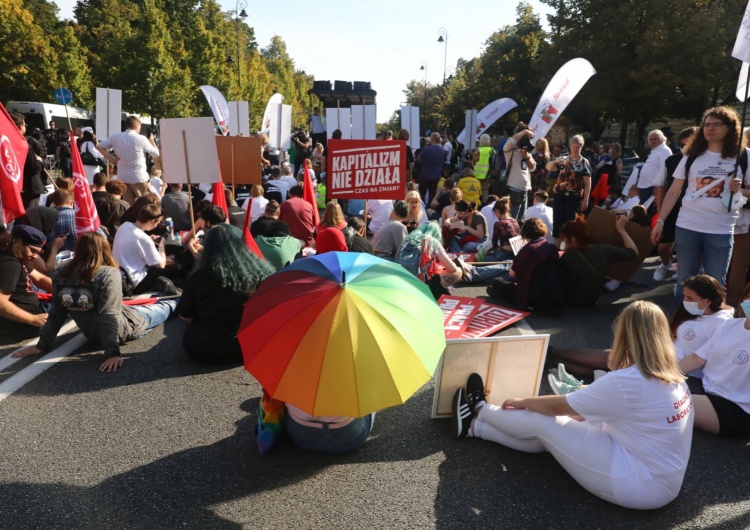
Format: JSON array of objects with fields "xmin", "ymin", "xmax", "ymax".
[{"xmin": 0, "ymin": 256, "xmax": 748, "ymax": 529}]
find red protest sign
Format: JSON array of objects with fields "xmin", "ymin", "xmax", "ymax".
[
  {"xmin": 439, "ymin": 295, "xmax": 529, "ymax": 339},
  {"xmin": 327, "ymin": 139, "xmax": 406, "ymax": 200},
  {"xmin": 438, "ymin": 296, "xmax": 482, "ymax": 339}
]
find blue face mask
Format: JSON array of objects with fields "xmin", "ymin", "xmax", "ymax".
[{"xmin": 741, "ymin": 300, "xmax": 750, "ymax": 317}]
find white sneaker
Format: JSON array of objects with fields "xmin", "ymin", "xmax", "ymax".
[
  {"xmin": 604, "ymin": 279, "xmax": 621, "ymax": 292},
  {"xmin": 653, "ymin": 264, "xmax": 669, "ymax": 281},
  {"xmin": 668, "ymin": 263, "xmax": 678, "ymax": 273}
]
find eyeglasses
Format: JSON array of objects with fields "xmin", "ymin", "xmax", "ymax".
[
  {"xmin": 703, "ymin": 122, "xmax": 727, "ymax": 129},
  {"xmin": 27, "ymin": 246, "xmax": 42, "ymax": 256}
]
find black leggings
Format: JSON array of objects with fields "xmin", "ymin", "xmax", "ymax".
[{"xmin": 552, "ymin": 192, "xmax": 582, "ymax": 238}]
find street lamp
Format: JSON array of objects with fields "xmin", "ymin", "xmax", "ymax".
[
  {"xmin": 235, "ymin": 0, "xmax": 248, "ymax": 90},
  {"xmin": 437, "ymin": 28, "xmax": 448, "ymax": 84},
  {"xmin": 419, "ymin": 62, "xmax": 427, "ymax": 82}
]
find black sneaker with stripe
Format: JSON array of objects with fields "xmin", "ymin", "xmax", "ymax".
[
  {"xmin": 465, "ymin": 373, "xmax": 486, "ymax": 412},
  {"xmin": 452, "ymin": 388, "xmax": 474, "ymax": 438}
]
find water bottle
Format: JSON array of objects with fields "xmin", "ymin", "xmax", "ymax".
[
  {"xmin": 165, "ymin": 218, "xmax": 174, "ymax": 239},
  {"xmin": 476, "ymin": 245, "xmax": 486, "ymax": 263},
  {"xmin": 174, "ymin": 232, "xmax": 182, "ymax": 245}
]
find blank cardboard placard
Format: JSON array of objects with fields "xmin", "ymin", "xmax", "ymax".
[
  {"xmin": 351, "ymin": 105, "xmax": 376, "ymax": 140},
  {"xmin": 326, "ymin": 108, "xmax": 352, "ymax": 139},
  {"xmin": 216, "ymin": 136, "xmax": 262, "ymax": 185},
  {"xmin": 400, "ymin": 106, "xmax": 420, "ymax": 148},
  {"xmin": 228, "ymin": 101, "xmax": 250, "ymax": 137},
  {"xmin": 586, "ymin": 207, "xmax": 654, "ymax": 282},
  {"xmin": 159, "ymin": 117, "xmax": 221, "ymax": 184},
  {"xmin": 96, "ymin": 87, "xmax": 122, "ymax": 139},
  {"xmin": 431, "ymin": 335, "xmax": 549, "ymax": 418}
]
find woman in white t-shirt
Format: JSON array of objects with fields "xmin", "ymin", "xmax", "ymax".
[
  {"xmin": 652, "ymin": 106, "xmax": 750, "ymax": 304},
  {"xmin": 243, "ymin": 184, "xmax": 269, "ymax": 223},
  {"xmin": 453, "ymin": 300, "xmax": 693, "ymax": 510},
  {"xmin": 678, "ymin": 283, "xmax": 750, "ymax": 437}
]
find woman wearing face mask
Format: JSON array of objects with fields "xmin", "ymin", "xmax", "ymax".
[
  {"xmin": 676, "ymin": 282, "xmax": 750, "ymax": 436},
  {"xmin": 548, "ymin": 275, "xmax": 732, "ymax": 384}
]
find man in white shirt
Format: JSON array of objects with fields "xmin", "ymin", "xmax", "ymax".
[
  {"xmin": 632, "ymin": 130, "xmax": 672, "ymax": 213},
  {"xmin": 523, "ymin": 191, "xmax": 554, "ymax": 243},
  {"xmin": 443, "ymin": 134, "xmax": 453, "ymax": 171},
  {"xmin": 309, "ymin": 107, "xmax": 326, "ymax": 153},
  {"xmin": 97, "ymin": 116, "xmax": 160, "ymax": 205},
  {"xmin": 113, "ymin": 204, "xmax": 171, "ymax": 294}
]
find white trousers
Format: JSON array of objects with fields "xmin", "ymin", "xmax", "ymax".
[{"xmin": 473, "ymin": 405, "xmax": 618, "ymax": 506}]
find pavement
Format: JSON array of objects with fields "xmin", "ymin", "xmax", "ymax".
[{"xmin": 0, "ymin": 256, "xmax": 748, "ymax": 529}]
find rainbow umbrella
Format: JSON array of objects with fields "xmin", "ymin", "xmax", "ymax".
[{"xmin": 239, "ymin": 252, "xmax": 446, "ymax": 418}]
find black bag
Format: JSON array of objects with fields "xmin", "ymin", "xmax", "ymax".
[{"xmin": 509, "ymin": 189, "xmax": 526, "ymax": 206}]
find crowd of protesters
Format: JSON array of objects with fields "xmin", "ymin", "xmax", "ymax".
[{"xmin": 2, "ymin": 106, "xmax": 750, "ymax": 508}]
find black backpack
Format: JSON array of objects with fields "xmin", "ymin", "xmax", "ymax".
[{"xmin": 58, "ymin": 140, "xmax": 71, "ymax": 161}]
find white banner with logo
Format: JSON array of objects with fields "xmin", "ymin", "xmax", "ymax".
[
  {"xmin": 261, "ymin": 93, "xmax": 284, "ymax": 136},
  {"xmin": 528, "ymin": 58, "xmax": 595, "ymax": 144},
  {"xmin": 737, "ymin": 62, "xmax": 750, "ymax": 102},
  {"xmin": 199, "ymin": 85, "xmax": 232, "ymax": 136},
  {"xmin": 456, "ymin": 98, "xmax": 518, "ymax": 144},
  {"xmin": 732, "ymin": 0, "xmax": 750, "ymax": 63}
]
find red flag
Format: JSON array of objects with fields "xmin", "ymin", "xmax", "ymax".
[
  {"xmin": 211, "ymin": 181, "xmax": 229, "ymax": 216},
  {"xmin": 242, "ymin": 198, "xmax": 264, "ymax": 259},
  {"xmin": 303, "ymin": 158, "xmax": 320, "ymax": 226},
  {"xmin": 0, "ymin": 102, "xmax": 28, "ymax": 223},
  {"xmin": 69, "ymin": 137, "xmax": 101, "ymax": 235}
]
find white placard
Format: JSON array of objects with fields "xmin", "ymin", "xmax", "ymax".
[
  {"xmin": 228, "ymin": 101, "xmax": 250, "ymax": 136},
  {"xmin": 400, "ymin": 106, "xmax": 420, "ymax": 148},
  {"xmin": 464, "ymin": 110, "xmax": 478, "ymax": 151},
  {"xmin": 159, "ymin": 117, "xmax": 221, "ymax": 184},
  {"xmin": 280, "ymin": 104, "xmax": 292, "ymax": 151},
  {"xmin": 431, "ymin": 335, "xmax": 550, "ymax": 418},
  {"xmin": 732, "ymin": 0, "xmax": 750, "ymax": 63},
  {"xmin": 95, "ymin": 87, "xmax": 122, "ymax": 139},
  {"xmin": 351, "ymin": 105, "xmax": 376, "ymax": 140},
  {"xmin": 326, "ymin": 108, "xmax": 352, "ymax": 140}
]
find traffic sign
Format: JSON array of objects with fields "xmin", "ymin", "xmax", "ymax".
[{"xmin": 53, "ymin": 87, "xmax": 73, "ymax": 105}]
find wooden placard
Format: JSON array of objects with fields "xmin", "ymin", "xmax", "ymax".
[
  {"xmin": 585, "ymin": 207, "xmax": 655, "ymax": 283},
  {"xmin": 215, "ymin": 136, "xmax": 262, "ymax": 185},
  {"xmin": 431, "ymin": 335, "xmax": 549, "ymax": 418}
]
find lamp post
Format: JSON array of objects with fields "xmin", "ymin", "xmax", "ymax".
[
  {"xmin": 420, "ymin": 62, "xmax": 427, "ymax": 82},
  {"xmin": 437, "ymin": 28, "xmax": 448, "ymax": 84},
  {"xmin": 235, "ymin": 0, "xmax": 248, "ymax": 90}
]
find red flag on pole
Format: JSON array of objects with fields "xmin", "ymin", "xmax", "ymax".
[
  {"xmin": 211, "ymin": 181, "xmax": 229, "ymax": 217},
  {"xmin": 69, "ymin": 134, "xmax": 101, "ymax": 235},
  {"xmin": 242, "ymin": 198, "xmax": 264, "ymax": 259},
  {"xmin": 302, "ymin": 158, "xmax": 320, "ymax": 226},
  {"xmin": 0, "ymin": 102, "xmax": 28, "ymax": 223}
]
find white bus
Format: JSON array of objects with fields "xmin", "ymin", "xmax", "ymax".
[{"xmin": 6, "ymin": 101, "xmax": 154, "ymax": 136}]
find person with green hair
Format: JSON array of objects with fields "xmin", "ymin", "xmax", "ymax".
[
  {"xmin": 177, "ymin": 224, "xmax": 275, "ymax": 364},
  {"xmin": 396, "ymin": 221, "xmax": 462, "ymax": 299}
]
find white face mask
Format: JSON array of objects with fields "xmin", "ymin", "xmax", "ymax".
[{"xmin": 683, "ymin": 300, "xmax": 706, "ymax": 316}]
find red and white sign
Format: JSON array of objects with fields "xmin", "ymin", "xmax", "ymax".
[
  {"xmin": 446, "ymin": 252, "xmax": 476, "ymax": 263},
  {"xmin": 327, "ymin": 139, "xmax": 406, "ymax": 200},
  {"xmin": 0, "ymin": 103, "xmax": 27, "ymax": 223},
  {"xmin": 439, "ymin": 295, "xmax": 529, "ymax": 339},
  {"xmin": 70, "ymin": 136, "xmax": 101, "ymax": 235}
]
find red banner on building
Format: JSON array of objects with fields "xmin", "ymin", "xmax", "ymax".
[
  {"xmin": 327, "ymin": 139, "xmax": 406, "ymax": 200},
  {"xmin": 438, "ymin": 295, "xmax": 529, "ymax": 339}
]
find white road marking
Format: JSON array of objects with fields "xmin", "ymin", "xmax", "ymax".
[
  {"xmin": 0, "ymin": 332, "xmax": 88, "ymax": 403},
  {"xmin": 0, "ymin": 320, "xmax": 79, "ymax": 372}
]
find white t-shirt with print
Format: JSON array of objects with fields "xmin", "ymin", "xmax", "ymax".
[
  {"xmin": 673, "ymin": 150, "xmax": 748, "ymax": 234},
  {"xmin": 566, "ymin": 365, "xmax": 693, "ymax": 509},
  {"xmin": 695, "ymin": 318, "xmax": 750, "ymax": 413},
  {"xmin": 112, "ymin": 222, "xmax": 162, "ymax": 285},
  {"xmin": 673, "ymin": 309, "xmax": 734, "ymax": 378}
]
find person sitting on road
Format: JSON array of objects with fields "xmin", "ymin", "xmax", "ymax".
[
  {"xmin": 316, "ymin": 201, "xmax": 347, "ymax": 232},
  {"xmin": 255, "ymin": 221, "xmax": 302, "ymax": 270},
  {"xmin": 396, "ymin": 221, "xmax": 461, "ymax": 299},
  {"xmin": 371, "ymin": 200, "xmax": 409, "ymax": 260},
  {"xmin": 178, "ymin": 224, "xmax": 274, "ymax": 365},
  {"xmin": 0, "ymin": 226, "xmax": 52, "ymax": 339},
  {"xmin": 452, "ymin": 300, "xmax": 694, "ymax": 510},
  {"xmin": 487, "ymin": 197, "xmax": 520, "ymax": 261},
  {"xmin": 13, "ymin": 232, "xmax": 179, "ymax": 372},
  {"xmin": 48, "ymin": 189, "xmax": 77, "ymax": 252},
  {"xmin": 404, "ymin": 190, "xmax": 428, "ymax": 231},
  {"xmin": 446, "ymin": 200, "xmax": 487, "ymax": 253}
]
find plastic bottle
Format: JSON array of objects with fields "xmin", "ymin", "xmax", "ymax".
[
  {"xmin": 476, "ymin": 245, "xmax": 486, "ymax": 262},
  {"xmin": 165, "ymin": 218, "xmax": 174, "ymax": 239}
]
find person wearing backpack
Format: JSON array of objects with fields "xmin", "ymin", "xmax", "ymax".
[
  {"xmin": 652, "ymin": 106, "xmax": 750, "ymax": 305},
  {"xmin": 394, "ymin": 221, "xmax": 461, "ymax": 300},
  {"xmin": 472, "ymin": 134, "xmax": 495, "ymax": 202}
]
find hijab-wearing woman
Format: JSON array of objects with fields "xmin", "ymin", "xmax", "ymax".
[
  {"xmin": 178, "ymin": 224, "xmax": 274, "ymax": 364},
  {"xmin": 453, "ymin": 300, "xmax": 693, "ymax": 510},
  {"xmin": 13, "ymin": 232, "xmax": 178, "ymax": 372}
]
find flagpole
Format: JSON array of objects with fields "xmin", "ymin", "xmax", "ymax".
[{"xmin": 729, "ymin": 64, "xmax": 750, "ymax": 212}]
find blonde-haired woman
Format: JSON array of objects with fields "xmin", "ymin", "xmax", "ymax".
[
  {"xmin": 530, "ymin": 137, "xmax": 551, "ymax": 193},
  {"xmin": 317, "ymin": 201, "xmax": 347, "ymax": 232},
  {"xmin": 453, "ymin": 300, "xmax": 693, "ymax": 510},
  {"xmin": 244, "ymin": 184, "xmax": 269, "ymax": 223},
  {"xmin": 405, "ymin": 190, "xmax": 428, "ymax": 231}
]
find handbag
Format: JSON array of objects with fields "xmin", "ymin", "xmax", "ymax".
[{"xmin": 81, "ymin": 143, "xmax": 99, "ymax": 166}]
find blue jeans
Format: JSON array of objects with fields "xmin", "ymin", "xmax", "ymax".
[
  {"xmin": 132, "ymin": 300, "xmax": 178, "ymax": 332},
  {"xmin": 285, "ymin": 413, "xmax": 375, "ymax": 453},
  {"xmin": 449, "ymin": 237, "xmax": 487, "ymax": 253},
  {"xmin": 472, "ymin": 263, "xmax": 511, "ymax": 283},
  {"xmin": 674, "ymin": 227, "xmax": 733, "ymax": 305}
]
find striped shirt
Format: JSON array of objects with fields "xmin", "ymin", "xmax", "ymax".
[{"xmin": 98, "ymin": 130, "xmax": 160, "ymax": 184}]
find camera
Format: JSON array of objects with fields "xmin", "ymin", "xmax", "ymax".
[
  {"xmin": 557, "ymin": 164, "xmax": 565, "ymax": 171},
  {"xmin": 517, "ymin": 136, "xmax": 533, "ymax": 150}
]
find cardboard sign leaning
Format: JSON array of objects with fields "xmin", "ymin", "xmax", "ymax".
[
  {"xmin": 432, "ymin": 335, "xmax": 550, "ymax": 418},
  {"xmin": 438, "ymin": 295, "xmax": 530, "ymax": 340},
  {"xmin": 216, "ymin": 135, "xmax": 262, "ymax": 186},
  {"xmin": 327, "ymin": 139, "xmax": 407, "ymax": 200}
]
